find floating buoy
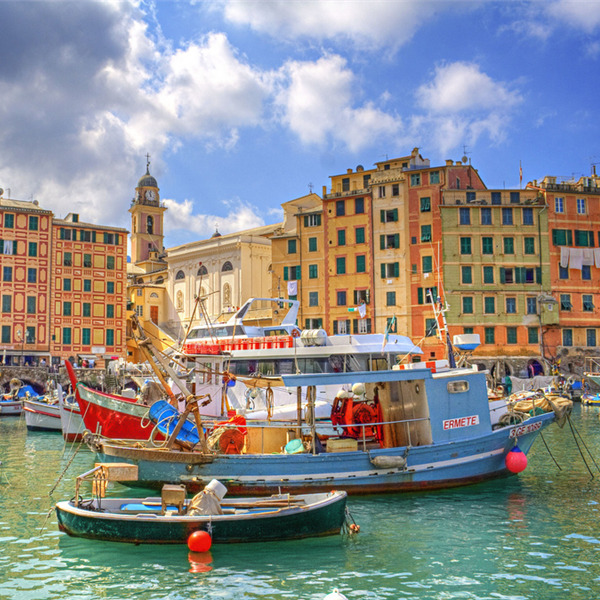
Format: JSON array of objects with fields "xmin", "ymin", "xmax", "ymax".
[
  {"xmin": 188, "ymin": 530, "xmax": 212, "ymax": 552},
  {"xmin": 505, "ymin": 445, "xmax": 528, "ymax": 473},
  {"xmin": 349, "ymin": 523, "xmax": 360, "ymax": 534},
  {"xmin": 324, "ymin": 589, "xmax": 348, "ymax": 600}
]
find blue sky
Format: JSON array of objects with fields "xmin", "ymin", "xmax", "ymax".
[{"xmin": 1, "ymin": 0, "xmax": 599, "ymax": 249}]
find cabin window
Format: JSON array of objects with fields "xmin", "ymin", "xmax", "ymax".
[{"xmin": 447, "ymin": 381, "xmax": 469, "ymax": 393}]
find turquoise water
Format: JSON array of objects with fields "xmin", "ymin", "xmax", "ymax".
[{"xmin": 1, "ymin": 406, "xmax": 600, "ymax": 599}]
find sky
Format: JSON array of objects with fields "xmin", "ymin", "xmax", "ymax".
[{"xmin": 1, "ymin": 0, "xmax": 599, "ymax": 250}]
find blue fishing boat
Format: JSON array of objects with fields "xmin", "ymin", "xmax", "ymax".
[{"xmin": 86, "ymin": 363, "xmax": 573, "ymax": 496}]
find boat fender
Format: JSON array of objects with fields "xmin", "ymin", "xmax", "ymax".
[{"xmin": 370, "ymin": 455, "xmax": 406, "ymax": 469}]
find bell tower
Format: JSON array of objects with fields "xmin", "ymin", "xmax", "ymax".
[{"xmin": 129, "ymin": 154, "xmax": 166, "ymax": 266}]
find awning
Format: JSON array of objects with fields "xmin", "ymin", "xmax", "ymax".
[{"xmin": 78, "ymin": 354, "xmax": 98, "ymax": 360}]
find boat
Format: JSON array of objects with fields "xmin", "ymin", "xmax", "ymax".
[
  {"xmin": 582, "ymin": 393, "xmax": 600, "ymax": 406},
  {"xmin": 23, "ymin": 396, "xmax": 62, "ymax": 432},
  {"xmin": 85, "ymin": 364, "xmax": 573, "ymax": 496},
  {"xmin": 57, "ymin": 386, "xmax": 86, "ymax": 442},
  {"xmin": 55, "ymin": 464, "xmax": 348, "ymax": 544},
  {"xmin": 0, "ymin": 379, "xmax": 40, "ymax": 417}
]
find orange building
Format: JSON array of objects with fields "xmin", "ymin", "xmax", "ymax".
[
  {"xmin": 0, "ymin": 196, "xmax": 52, "ymax": 365},
  {"xmin": 50, "ymin": 213, "xmax": 128, "ymax": 367}
]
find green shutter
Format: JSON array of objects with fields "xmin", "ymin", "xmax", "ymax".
[
  {"xmin": 283, "ymin": 266, "xmax": 289, "ymax": 281},
  {"xmin": 536, "ymin": 267, "xmax": 542, "ymax": 284},
  {"xmin": 381, "ymin": 264, "xmax": 386, "ymax": 278},
  {"xmin": 394, "ymin": 262, "xmax": 399, "ymax": 277},
  {"xmin": 418, "ymin": 288, "xmax": 423, "ymax": 305},
  {"xmin": 394, "ymin": 234, "xmax": 399, "ymax": 247},
  {"xmin": 568, "ymin": 230, "xmax": 573, "ymax": 245},
  {"xmin": 380, "ymin": 235, "xmax": 385, "ymax": 250},
  {"xmin": 380, "ymin": 210, "xmax": 385, "ymax": 223},
  {"xmin": 500, "ymin": 267, "xmax": 506, "ymax": 284},
  {"xmin": 297, "ymin": 265, "xmax": 301, "ymax": 280}
]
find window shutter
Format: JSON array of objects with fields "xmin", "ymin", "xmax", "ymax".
[
  {"xmin": 283, "ymin": 266, "xmax": 289, "ymax": 281},
  {"xmin": 500, "ymin": 267, "xmax": 506, "ymax": 284},
  {"xmin": 394, "ymin": 234, "xmax": 399, "ymax": 248},
  {"xmin": 380, "ymin": 235, "xmax": 385, "ymax": 250},
  {"xmin": 297, "ymin": 265, "xmax": 301, "ymax": 280},
  {"xmin": 380, "ymin": 210, "xmax": 385, "ymax": 223},
  {"xmin": 381, "ymin": 264, "xmax": 386, "ymax": 278},
  {"xmin": 568, "ymin": 230, "xmax": 573, "ymax": 245},
  {"xmin": 393, "ymin": 208, "xmax": 398, "ymax": 221},
  {"xmin": 394, "ymin": 262, "xmax": 399, "ymax": 277},
  {"xmin": 536, "ymin": 267, "xmax": 542, "ymax": 284},
  {"xmin": 418, "ymin": 287, "xmax": 423, "ymax": 305}
]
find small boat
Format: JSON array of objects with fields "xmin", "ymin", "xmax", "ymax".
[
  {"xmin": 23, "ymin": 396, "xmax": 61, "ymax": 432},
  {"xmin": 55, "ymin": 464, "xmax": 348, "ymax": 544},
  {"xmin": 582, "ymin": 393, "xmax": 600, "ymax": 406},
  {"xmin": 58, "ymin": 390, "xmax": 85, "ymax": 442},
  {"xmin": 1, "ymin": 379, "xmax": 40, "ymax": 417}
]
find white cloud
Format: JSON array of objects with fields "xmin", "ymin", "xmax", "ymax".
[
  {"xmin": 547, "ymin": 0, "xmax": 600, "ymax": 33},
  {"xmin": 276, "ymin": 54, "xmax": 403, "ymax": 152}
]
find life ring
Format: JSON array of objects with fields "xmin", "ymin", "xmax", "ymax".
[{"xmin": 291, "ymin": 329, "xmax": 300, "ymax": 338}]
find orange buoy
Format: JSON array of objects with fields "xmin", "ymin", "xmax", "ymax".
[
  {"xmin": 505, "ymin": 446, "xmax": 528, "ymax": 473},
  {"xmin": 188, "ymin": 530, "xmax": 212, "ymax": 552}
]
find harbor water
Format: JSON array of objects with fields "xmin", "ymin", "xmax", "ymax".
[{"xmin": 1, "ymin": 405, "xmax": 599, "ymax": 600}]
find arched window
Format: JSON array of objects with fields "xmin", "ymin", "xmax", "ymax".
[
  {"xmin": 223, "ymin": 283, "xmax": 231, "ymax": 306},
  {"xmin": 147, "ymin": 216, "xmax": 154, "ymax": 235},
  {"xmin": 175, "ymin": 270, "xmax": 185, "ymax": 280},
  {"xmin": 197, "ymin": 265, "xmax": 208, "ymax": 276},
  {"xmin": 155, "ymin": 276, "xmax": 164, "ymax": 284},
  {"xmin": 150, "ymin": 292, "xmax": 159, "ymax": 299},
  {"xmin": 222, "ymin": 261, "xmax": 233, "ymax": 272}
]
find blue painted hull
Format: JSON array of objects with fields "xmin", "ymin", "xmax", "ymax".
[{"xmin": 93, "ymin": 412, "xmax": 555, "ymax": 495}]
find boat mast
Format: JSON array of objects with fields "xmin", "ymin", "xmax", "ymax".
[{"xmin": 428, "ymin": 291, "xmax": 456, "ymax": 369}]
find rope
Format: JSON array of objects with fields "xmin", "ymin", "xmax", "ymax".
[
  {"xmin": 538, "ymin": 430, "xmax": 562, "ymax": 471},
  {"xmin": 567, "ymin": 414, "xmax": 600, "ymax": 475},
  {"xmin": 566, "ymin": 414, "xmax": 594, "ymax": 479},
  {"xmin": 49, "ymin": 441, "xmax": 84, "ymax": 498}
]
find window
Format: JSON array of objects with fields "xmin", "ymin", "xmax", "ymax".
[
  {"xmin": 106, "ymin": 329, "xmax": 115, "ymax": 346},
  {"xmin": 63, "ymin": 252, "xmax": 72, "ymax": 266},
  {"xmin": 106, "ymin": 281, "xmax": 115, "ymax": 294},
  {"xmin": 577, "ymin": 198, "xmax": 586, "ymax": 214},
  {"xmin": 355, "ymin": 227, "xmax": 365, "ymax": 244},
  {"xmin": 197, "ymin": 265, "xmax": 208, "ymax": 277},
  {"xmin": 83, "ymin": 254, "xmax": 92, "ymax": 268},
  {"xmin": 563, "ymin": 329, "xmax": 573, "ymax": 347},
  {"xmin": 410, "ymin": 173, "xmax": 421, "ymax": 186},
  {"xmin": 526, "ymin": 297, "xmax": 537, "ymax": 314},
  {"xmin": 355, "ymin": 197, "xmax": 364, "ymax": 214},
  {"xmin": 482, "ymin": 237, "xmax": 494, "ymax": 254},
  {"xmin": 418, "ymin": 286, "xmax": 438, "ymax": 304},
  {"xmin": 386, "ymin": 291, "xmax": 396, "ymax": 306},
  {"xmin": 507, "ymin": 327, "xmax": 517, "ymax": 344},
  {"xmin": 528, "ymin": 327, "xmax": 539, "ymax": 344},
  {"xmin": 175, "ymin": 270, "xmax": 185, "ymax": 280},
  {"xmin": 63, "ymin": 278, "xmax": 71, "ymax": 291},
  {"xmin": 484, "ymin": 297, "xmax": 495, "ymax": 314},
  {"xmin": 63, "ymin": 302, "xmax": 72, "ymax": 316},
  {"xmin": 342, "ymin": 177, "xmax": 350, "ymax": 192},
  {"xmin": 462, "ymin": 297, "xmax": 473, "ymax": 314},
  {"xmin": 336, "ymin": 257, "xmax": 346, "ymax": 275},
  {"xmin": 420, "ymin": 197, "xmax": 431, "ymax": 212},
  {"xmin": 354, "ymin": 290, "xmax": 369, "ymax": 305},
  {"xmin": 381, "ymin": 262, "xmax": 400, "ymax": 278},
  {"xmin": 481, "ymin": 207, "xmax": 492, "ymax": 225},
  {"xmin": 337, "ymin": 291, "xmax": 347, "ymax": 306},
  {"xmin": 27, "ymin": 268, "xmax": 36, "ymax": 283},
  {"xmin": 3, "ymin": 266, "xmax": 12, "ymax": 281},
  {"xmin": 510, "ymin": 192, "xmax": 520, "ymax": 204},
  {"xmin": 430, "ymin": 171, "xmax": 440, "ymax": 184},
  {"xmin": 506, "ymin": 297, "xmax": 516, "ymax": 313},
  {"xmin": 502, "ymin": 207, "xmax": 513, "ymax": 225},
  {"xmin": 308, "ymin": 237, "xmax": 317, "ymax": 252},
  {"xmin": 1, "ymin": 325, "xmax": 10, "ymax": 343},
  {"xmin": 82, "ymin": 328, "xmax": 91, "ymax": 345},
  {"xmin": 288, "ymin": 239, "xmax": 297, "ymax": 254},
  {"xmin": 522, "ymin": 207, "xmax": 534, "ymax": 225},
  {"xmin": 461, "ymin": 266, "xmax": 472, "ymax": 284},
  {"xmin": 103, "ymin": 232, "xmax": 115, "ymax": 245},
  {"xmin": 491, "ymin": 192, "xmax": 501, "ymax": 205},
  {"xmin": 356, "ymin": 255, "xmax": 366, "ymax": 273},
  {"xmin": 222, "ymin": 261, "xmax": 233, "ymax": 272},
  {"xmin": 552, "ymin": 229, "xmax": 572, "ymax": 246},
  {"xmin": 587, "ymin": 329, "xmax": 597, "ymax": 347},
  {"xmin": 354, "ymin": 318, "xmax": 372, "ymax": 334},
  {"xmin": 459, "ymin": 207, "xmax": 471, "ymax": 225},
  {"xmin": 26, "ymin": 296, "xmax": 36, "ymax": 314},
  {"xmin": 466, "ymin": 191, "xmax": 476, "ymax": 203},
  {"xmin": 62, "ymin": 327, "xmax": 72, "ymax": 345},
  {"xmin": 28, "ymin": 242, "xmax": 37, "ymax": 257},
  {"xmin": 555, "ymin": 197, "xmax": 564, "ymax": 213},
  {"xmin": 392, "ymin": 183, "xmax": 400, "ymax": 196},
  {"xmin": 422, "ymin": 256, "xmax": 432, "ymax": 274},
  {"xmin": 308, "ymin": 264, "xmax": 318, "ymax": 279},
  {"xmin": 378, "ymin": 186, "xmax": 386, "ymax": 198},
  {"xmin": 503, "ymin": 237, "xmax": 514, "ymax": 254},
  {"xmin": 484, "ymin": 327, "xmax": 495, "ymax": 344},
  {"xmin": 500, "ymin": 267, "xmax": 514, "ymax": 284},
  {"xmin": 283, "ymin": 265, "xmax": 301, "ymax": 280},
  {"xmin": 386, "ymin": 317, "xmax": 398, "ymax": 333},
  {"xmin": 559, "ymin": 266, "xmax": 569, "ymax": 279},
  {"xmin": 83, "ymin": 279, "xmax": 91, "ymax": 292},
  {"xmin": 381, "ymin": 208, "xmax": 398, "ymax": 223},
  {"xmin": 304, "ymin": 214, "xmax": 321, "ymax": 227},
  {"xmin": 582, "ymin": 265, "xmax": 591, "ymax": 280},
  {"xmin": 29, "ymin": 216, "xmax": 38, "ymax": 231},
  {"xmin": 26, "ymin": 326, "xmax": 35, "ymax": 344},
  {"xmin": 106, "ymin": 304, "xmax": 114, "ymax": 318},
  {"xmin": 583, "ymin": 295, "xmax": 594, "ymax": 311},
  {"xmin": 4, "ymin": 213, "xmax": 14, "ymax": 228},
  {"xmin": 524, "ymin": 237, "xmax": 535, "ymax": 254},
  {"xmin": 336, "ymin": 200, "xmax": 345, "ymax": 216},
  {"xmin": 560, "ymin": 294, "xmax": 572, "ymax": 311},
  {"xmin": 309, "ymin": 292, "xmax": 319, "ymax": 307},
  {"xmin": 460, "ymin": 237, "xmax": 471, "ymax": 254},
  {"xmin": 483, "ymin": 266, "xmax": 494, "ymax": 284},
  {"xmin": 2, "ymin": 295, "xmax": 11, "ymax": 313},
  {"xmin": 80, "ymin": 230, "xmax": 91, "ymax": 242},
  {"xmin": 83, "ymin": 303, "xmax": 91, "ymax": 317},
  {"xmin": 574, "ymin": 230, "xmax": 594, "ymax": 247},
  {"xmin": 107, "ymin": 255, "xmax": 115, "ymax": 269},
  {"xmin": 425, "ymin": 318, "xmax": 437, "ymax": 337},
  {"xmin": 337, "ymin": 230, "xmax": 346, "ymax": 246}
]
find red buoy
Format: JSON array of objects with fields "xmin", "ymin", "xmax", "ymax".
[
  {"xmin": 505, "ymin": 446, "xmax": 528, "ymax": 473},
  {"xmin": 188, "ymin": 530, "xmax": 212, "ymax": 552}
]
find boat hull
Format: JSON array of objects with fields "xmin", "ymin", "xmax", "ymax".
[
  {"xmin": 91, "ymin": 412, "xmax": 555, "ymax": 496},
  {"xmin": 55, "ymin": 491, "xmax": 347, "ymax": 544},
  {"xmin": 23, "ymin": 399, "xmax": 62, "ymax": 432},
  {"xmin": 0, "ymin": 400, "xmax": 22, "ymax": 416}
]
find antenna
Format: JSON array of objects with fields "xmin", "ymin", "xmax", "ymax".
[{"xmin": 308, "ymin": 182, "xmax": 313, "ymax": 193}]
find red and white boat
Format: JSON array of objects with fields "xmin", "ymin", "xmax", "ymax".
[
  {"xmin": 23, "ymin": 397, "xmax": 62, "ymax": 432},
  {"xmin": 58, "ymin": 388, "xmax": 86, "ymax": 442}
]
